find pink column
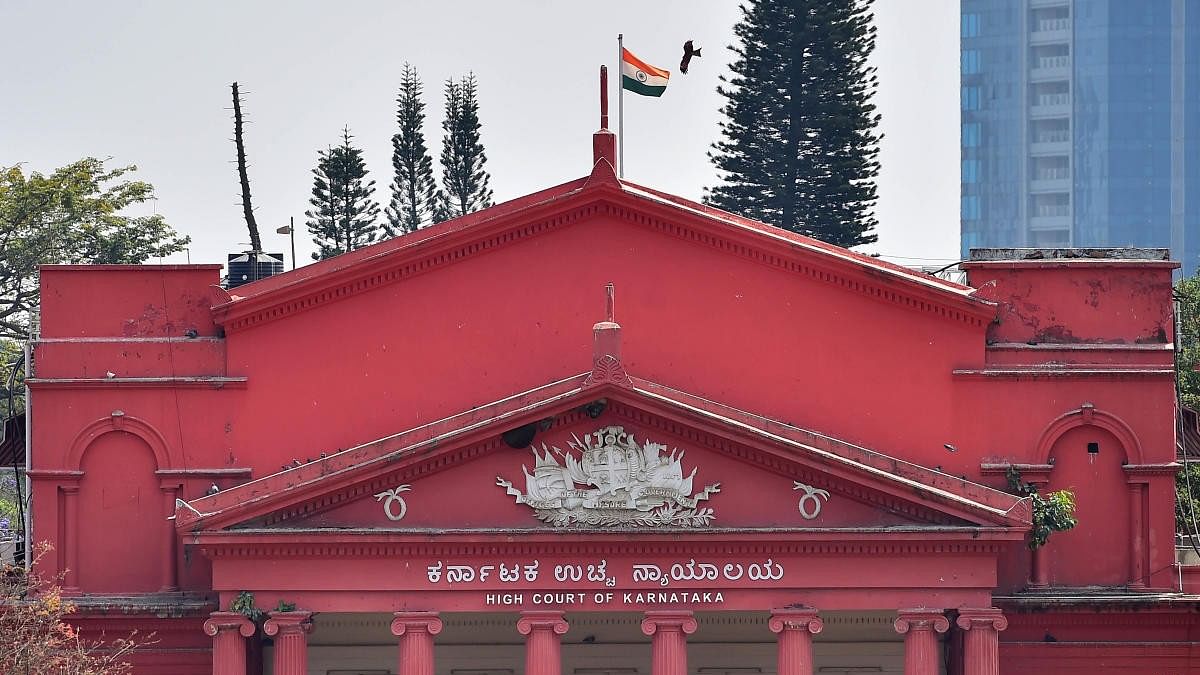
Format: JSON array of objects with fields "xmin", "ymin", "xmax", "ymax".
[
  {"xmin": 769, "ymin": 608, "xmax": 823, "ymax": 675},
  {"xmin": 955, "ymin": 608, "xmax": 1007, "ymax": 675},
  {"xmin": 204, "ymin": 611, "xmax": 256, "ymax": 675},
  {"xmin": 1127, "ymin": 480, "xmax": 1147, "ymax": 588},
  {"xmin": 263, "ymin": 611, "xmax": 314, "ymax": 675},
  {"xmin": 60, "ymin": 484, "xmax": 81, "ymax": 592},
  {"xmin": 391, "ymin": 612, "xmax": 443, "ymax": 675},
  {"xmin": 894, "ymin": 609, "xmax": 949, "ymax": 675},
  {"xmin": 641, "ymin": 611, "xmax": 697, "ymax": 675},
  {"xmin": 517, "ymin": 610, "xmax": 569, "ymax": 675},
  {"xmin": 159, "ymin": 482, "xmax": 181, "ymax": 591},
  {"xmin": 1026, "ymin": 478, "xmax": 1051, "ymax": 590}
]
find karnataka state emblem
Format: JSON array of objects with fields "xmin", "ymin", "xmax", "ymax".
[{"xmin": 496, "ymin": 425, "xmax": 721, "ymax": 527}]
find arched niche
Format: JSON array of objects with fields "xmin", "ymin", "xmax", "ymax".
[
  {"xmin": 1035, "ymin": 403, "xmax": 1143, "ymax": 466},
  {"xmin": 63, "ymin": 413, "xmax": 175, "ymax": 593},
  {"xmin": 76, "ymin": 430, "xmax": 164, "ymax": 592},
  {"xmin": 67, "ymin": 412, "xmax": 174, "ymax": 472},
  {"xmin": 1042, "ymin": 424, "xmax": 1131, "ymax": 587}
]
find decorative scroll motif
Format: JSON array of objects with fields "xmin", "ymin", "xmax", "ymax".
[
  {"xmin": 584, "ymin": 354, "xmax": 632, "ymax": 387},
  {"xmin": 374, "ymin": 484, "xmax": 412, "ymax": 521},
  {"xmin": 497, "ymin": 425, "xmax": 721, "ymax": 527},
  {"xmin": 792, "ymin": 481, "xmax": 830, "ymax": 520}
]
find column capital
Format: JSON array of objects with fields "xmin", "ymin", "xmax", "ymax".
[
  {"xmin": 264, "ymin": 610, "xmax": 314, "ymax": 637},
  {"xmin": 955, "ymin": 607, "xmax": 1008, "ymax": 632},
  {"xmin": 894, "ymin": 609, "xmax": 949, "ymax": 634},
  {"xmin": 517, "ymin": 610, "xmax": 569, "ymax": 636},
  {"xmin": 641, "ymin": 610, "xmax": 697, "ymax": 636},
  {"xmin": 204, "ymin": 611, "xmax": 257, "ymax": 638},
  {"xmin": 391, "ymin": 611, "xmax": 443, "ymax": 637},
  {"xmin": 768, "ymin": 608, "xmax": 824, "ymax": 635}
]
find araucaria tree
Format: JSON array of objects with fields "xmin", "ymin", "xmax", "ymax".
[
  {"xmin": 306, "ymin": 128, "xmax": 382, "ymax": 260},
  {"xmin": 385, "ymin": 64, "xmax": 441, "ymax": 236},
  {"xmin": 436, "ymin": 74, "xmax": 493, "ymax": 222},
  {"xmin": 707, "ymin": 0, "xmax": 882, "ymax": 248}
]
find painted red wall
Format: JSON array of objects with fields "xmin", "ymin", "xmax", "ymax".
[{"xmin": 27, "ymin": 205, "xmax": 1182, "ymax": 605}]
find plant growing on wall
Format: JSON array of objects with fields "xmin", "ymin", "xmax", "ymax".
[
  {"xmin": 1006, "ymin": 467, "xmax": 1077, "ymax": 549},
  {"xmin": 230, "ymin": 590, "xmax": 266, "ymax": 623}
]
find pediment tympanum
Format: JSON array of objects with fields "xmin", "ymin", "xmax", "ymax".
[
  {"xmin": 178, "ymin": 380, "xmax": 1028, "ymax": 536},
  {"xmin": 245, "ymin": 419, "xmax": 953, "ymax": 531}
]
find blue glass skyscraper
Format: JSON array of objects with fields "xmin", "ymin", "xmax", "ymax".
[{"xmin": 961, "ymin": 0, "xmax": 1199, "ymax": 274}]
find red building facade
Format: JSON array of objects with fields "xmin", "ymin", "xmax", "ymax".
[{"xmin": 23, "ymin": 123, "xmax": 1200, "ymax": 674}]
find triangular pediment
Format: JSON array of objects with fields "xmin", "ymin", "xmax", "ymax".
[
  {"xmin": 177, "ymin": 376, "xmax": 1030, "ymax": 538},
  {"xmin": 210, "ymin": 170, "xmax": 995, "ymax": 335}
]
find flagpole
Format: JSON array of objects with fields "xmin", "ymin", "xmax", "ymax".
[{"xmin": 617, "ymin": 33, "xmax": 624, "ymax": 178}]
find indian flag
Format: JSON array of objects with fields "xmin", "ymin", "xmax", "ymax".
[{"xmin": 621, "ymin": 47, "xmax": 670, "ymax": 97}]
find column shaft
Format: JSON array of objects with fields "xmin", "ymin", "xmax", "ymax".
[
  {"xmin": 264, "ymin": 611, "xmax": 313, "ymax": 675},
  {"xmin": 61, "ymin": 485, "xmax": 80, "ymax": 591},
  {"xmin": 642, "ymin": 611, "xmax": 697, "ymax": 675},
  {"xmin": 1128, "ymin": 481, "xmax": 1147, "ymax": 588},
  {"xmin": 392, "ymin": 612, "xmax": 443, "ymax": 675},
  {"xmin": 1027, "ymin": 478, "xmax": 1050, "ymax": 589},
  {"xmin": 769, "ymin": 609, "xmax": 823, "ymax": 675},
  {"xmin": 956, "ymin": 608, "xmax": 1007, "ymax": 675},
  {"xmin": 518, "ymin": 611, "xmax": 568, "ymax": 675},
  {"xmin": 894, "ymin": 610, "xmax": 949, "ymax": 675},
  {"xmin": 204, "ymin": 612, "xmax": 256, "ymax": 675},
  {"xmin": 160, "ymin": 485, "xmax": 180, "ymax": 591}
]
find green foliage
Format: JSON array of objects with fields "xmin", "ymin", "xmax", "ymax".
[
  {"xmin": 1177, "ymin": 275, "xmax": 1200, "ymax": 410},
  {"xmin": 274, "ymin": 600, "xmax": 297, "ymax": 613},
  {"xmin": 0, "ymin": 159, "xmax": 190, "ymax": 340},
  {"xmin": 436, "ymin": 73, "xmax": 493, "ymax": 222},
  {"xmin": 1176, "ymin": 463, "xmax": 1200, "ymax": 536},
  {"xmin": 229, "ymin": 591, "xmax": 265, "ymax": 623},
  {"xmin": 0, "ymin": 338, "xmax": 22, "ymax": 419},
  {"xmin": 1007, "ymin": 467, "xmax": 1078, "ymax": 549},
  {"xmin": 385, "ymin": 64, "xmax": 441, "ymax": 236},
  {"xmin": 1175, "ymin": 276, "xmax": 1200, "ymax": 534},
  {"xmin": 306, "ymin": 128, "xmax": 383, "ymax": 260},
  {"xmin": 707, "ymin": 0, "xmax": 882, "ymax": 248}
]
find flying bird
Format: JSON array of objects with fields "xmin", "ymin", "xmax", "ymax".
[{"xmin": 680, "ymin": 40, "xmax": 702, "ymax": 74}]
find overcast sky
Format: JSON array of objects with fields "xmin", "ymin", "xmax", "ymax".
[{"xmin": 0, "ymin": 1, "xmax": 959, "ymax": 269}]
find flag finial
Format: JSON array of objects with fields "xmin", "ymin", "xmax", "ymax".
[
  {"xmin": 600, "ymin": 65, "xmax": 609, "ymax": 130},
  {"xmin": 592, "ymin": 64, "xmax": 617, "ymax": 169}
]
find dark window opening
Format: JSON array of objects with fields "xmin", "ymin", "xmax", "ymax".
[{"xmin": 1087, "ymin": 442, "xmax": 1100, "ymax": 454}]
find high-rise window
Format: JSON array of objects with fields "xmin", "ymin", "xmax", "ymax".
[
  {"xmin": 962, "ymin": 13, "xmax": 980, "ymax": 38},
  {"xmin": 962, "ymin": 195, "xmax": 981, "ymax": 220},
  {"xmin": 962, "ymin": 49, "xmax": 981, "ymax": 75},
  {"xmin": 962, "ymin": 122, "xmax": 981, "ymax": 147},
  {"xmin": 962, "ymin": 159, "xmax": 980, "ymax": 183},
  {"xmin": 961, "ymin": 86, "xmax": 981, "ymax": 111}
]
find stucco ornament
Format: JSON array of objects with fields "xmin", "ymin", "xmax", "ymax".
[
  {"xmin": 497, "ymin": 425, "xmax": 721, "ymax": 527},
  {"xmin": 374, "ymin": 484, "xmax": 412, "ymax": 521},
  {"xmin": 793, "ymin": 481, "xmax": 830, "ymax": 520}
]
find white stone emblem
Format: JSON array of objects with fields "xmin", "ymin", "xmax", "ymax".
[
  {"xmin": 496, "ymin": 425, "xmax": 721, "ymax": 527},
  {"xmin": 374, "ymin": 484, "xmax": 412, "ymax": 521},
  {"xmin": 793, "ymin": 481, "xmax": 830, "ymax": 520}
]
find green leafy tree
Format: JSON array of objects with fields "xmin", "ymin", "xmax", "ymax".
[
  {"xmin": 306, "ymin": 128, "xmax": 383, "ymax": 260},
  {"xmin": 436, "ymin": 74, "xmax": 493, "ymax": 222},
  {"xmin": 1, "ymin": 338, "xmax": 22, "ymax": 419},
  {"xmin": 0, "ymin": 159, "xmax": 189, "ymax": 341},
  {"xmin": 385, "ymin": 64, "xmax": 441, "ymax": 236},
  {"xmin": 1175, "ymin": 275, "xmax": 1200, "ymax": 534},
  {"xmin": 707, "ymin": 0, "xmax": 882, "ymax": 248}
]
